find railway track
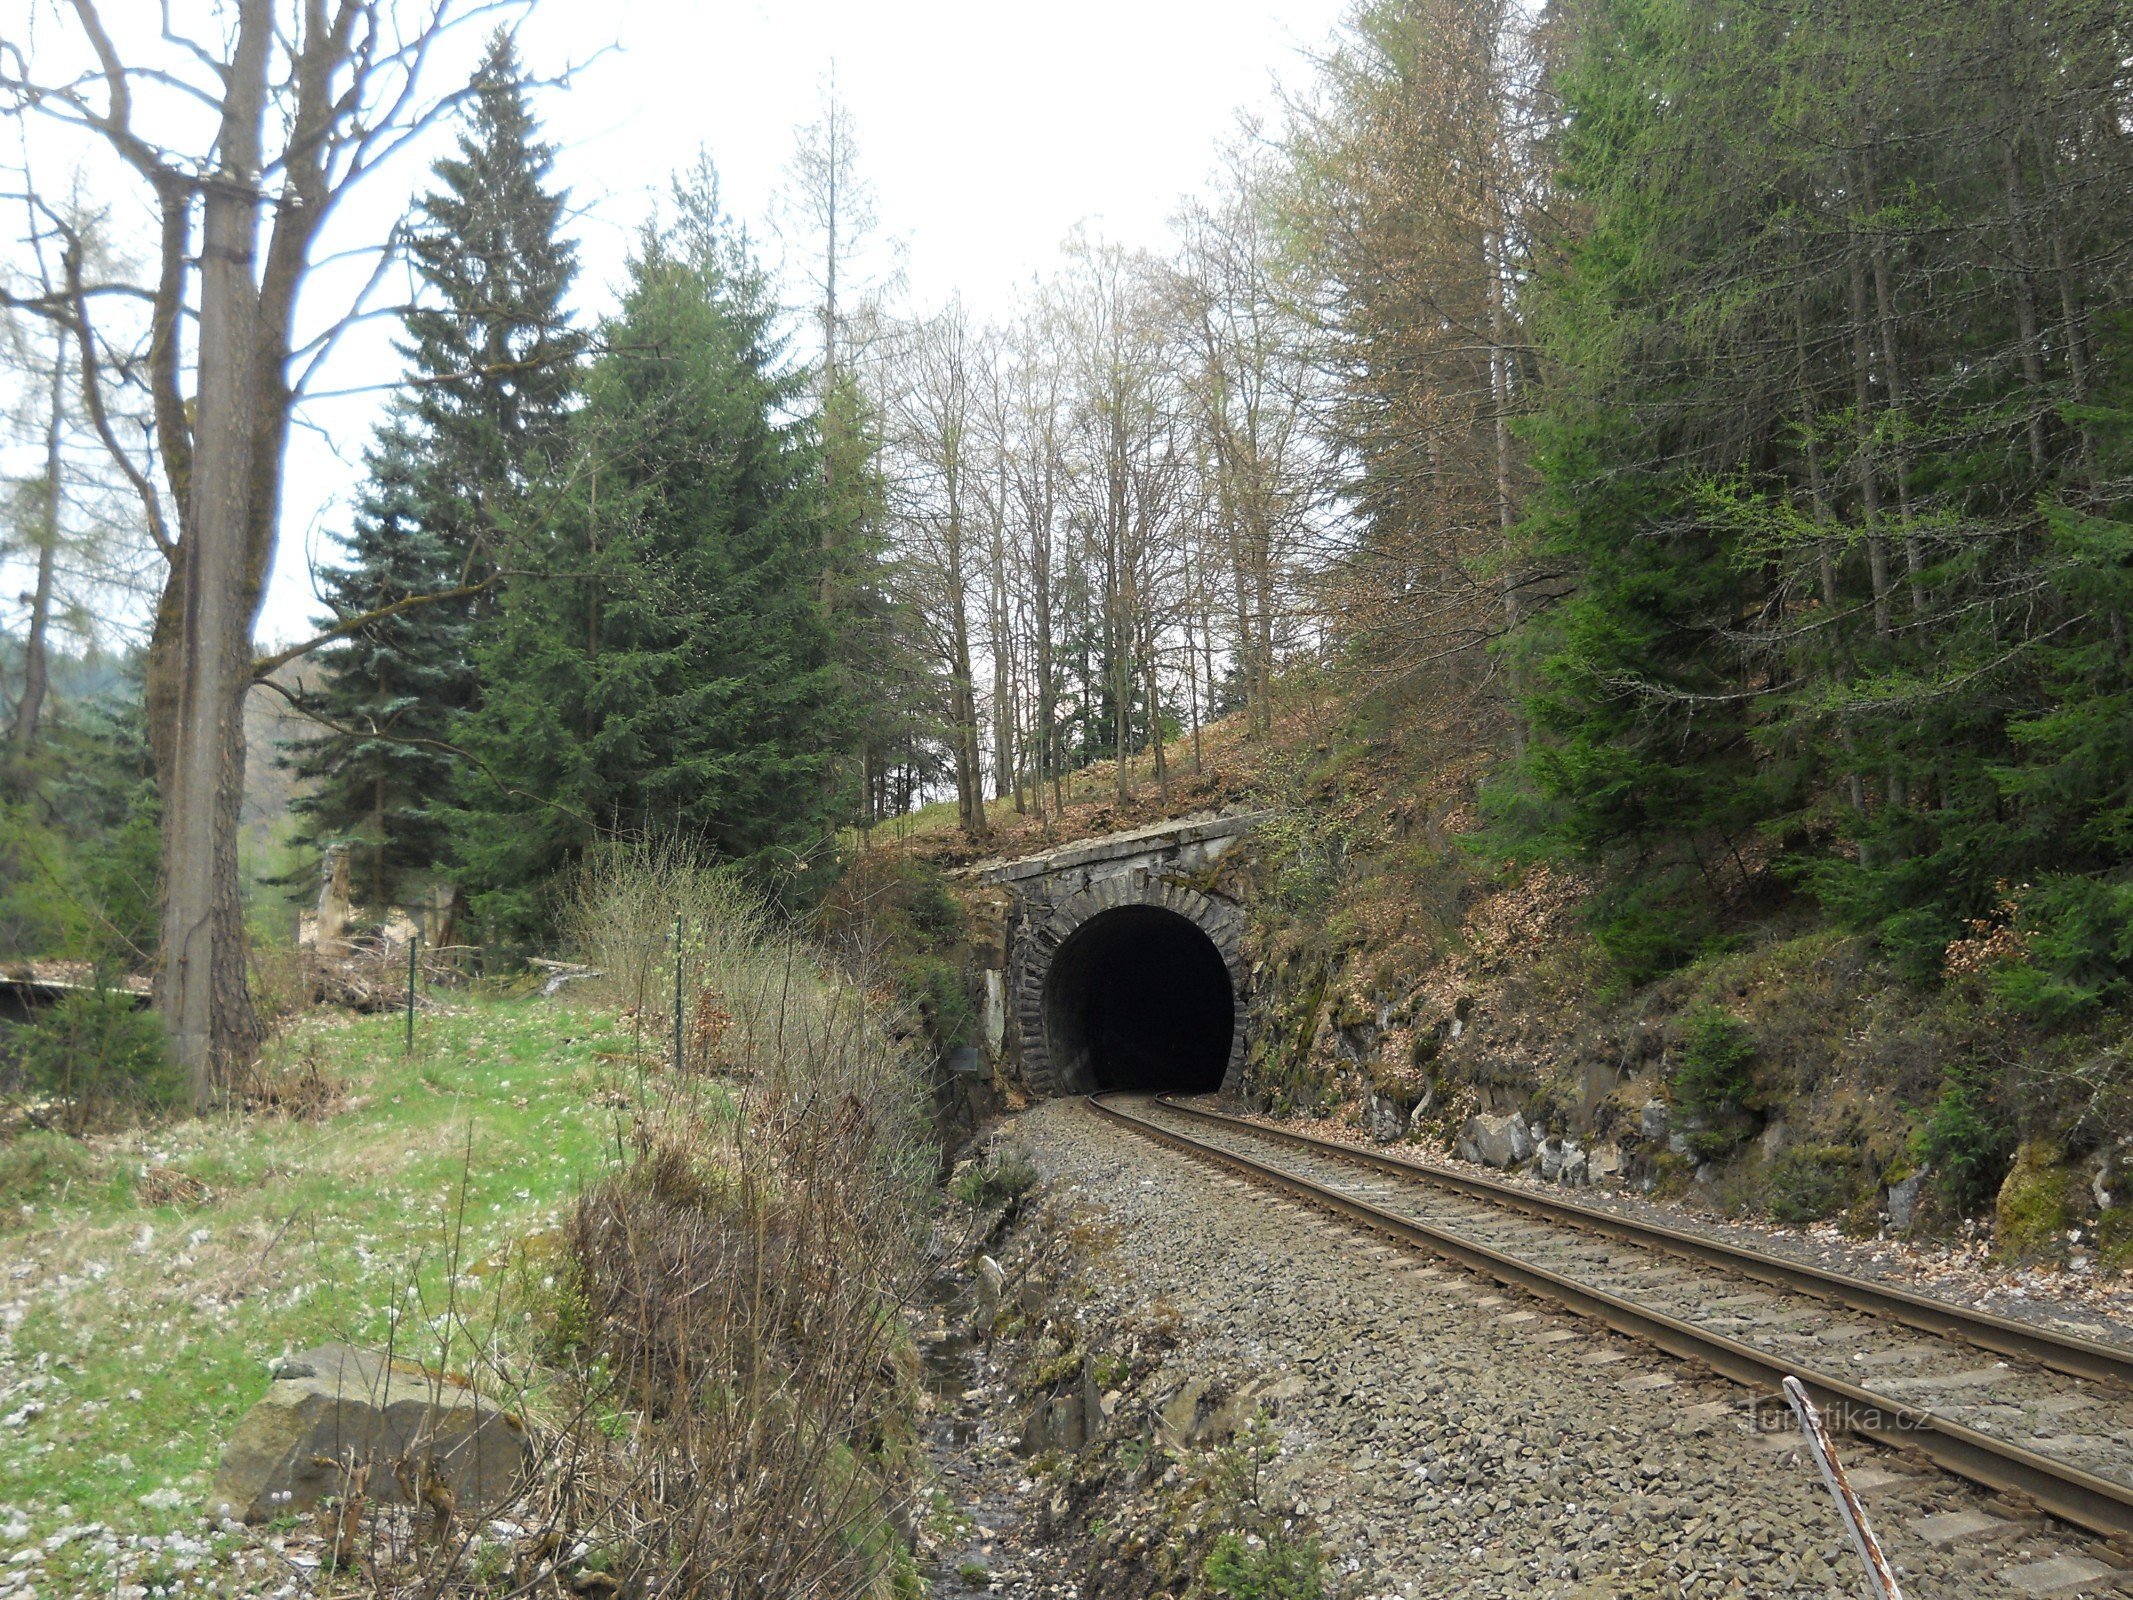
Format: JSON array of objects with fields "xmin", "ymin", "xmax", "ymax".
[{"xmin": 1090, "ymin": 1091, "xmax": 2133, "ymax": 1547}]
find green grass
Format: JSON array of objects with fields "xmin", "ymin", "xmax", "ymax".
[{"xmin": 0, "ymin": 995, "xmax": 652, "ymax": 1591}]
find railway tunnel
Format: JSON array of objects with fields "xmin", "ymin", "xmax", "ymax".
[
  {"xmin": 979, "ymin": 812, "xmax": 1262, "ymax": 1097},
  {"xmin": 1040, "ymin": 903, "xmax": 1235, "ymax": 1092}
]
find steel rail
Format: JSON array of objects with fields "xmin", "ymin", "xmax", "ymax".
[
  {"xmin": 1146, "ymin": 1094, "xmax": 2133, "ymax": 1391},
  {"xmin": 1089, "ymin": 1091, "xmax": 2133, "ymax": 1544}
]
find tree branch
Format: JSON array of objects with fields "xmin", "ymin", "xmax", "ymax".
[{"xmin": 252, "ymin": 579, "xmax": 490, "ymax": 679}]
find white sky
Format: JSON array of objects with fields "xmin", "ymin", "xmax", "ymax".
[{"xmin": 259, "ymin": 0, "xmax": 1351, "ymax": 642}]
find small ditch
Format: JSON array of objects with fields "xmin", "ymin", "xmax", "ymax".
[{"xmin": 912, "ymin": 1266, "xmax": 1044, "ymax": 1596}]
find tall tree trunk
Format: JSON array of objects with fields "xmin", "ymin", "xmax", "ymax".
[
  {"xmin": 1249, "ymin": 508, "xmax": 1276, "ymax": 737},
  {"xmin": 1035, "ymin": 493, "xmax": 1059, "ymax": 819},
  {"xmin": 1107, "ymin": 447, "xmax": 1132, "ymax": 802},
  {"xmin": 1144, "ymin": 620, "xmax": 1168, "ymax": 803},
  {"xmin": 1182, "ymin": 549, "xmax": 1204, "ymax": 775},
  {"xmin": 945, "ymin": 517, "xmax": 986, "ymax": 839},
  {"xmin": 1796, "ymin": 301, "xmax": 1871, "ymax": 828},
  {"xmin": 987, "ymin": 460, "xmax": 1015, "ymax": 808},
  {"xmin": 1859, "ymin": 145, "xmax": 1927, "ymax": 618},
  {"xmin": 156, "ymin": 119, "xmax": 274, "ymax": 1104},
  {"xmin": 1997, "ymin": 126, "xmax": 2050, "ymax": 472},
  {"xmin": 1847, "ymin": 236, "xmax": 1893, "ymax": 639},
  {"xmin": 9, "ymin": 339, "xmax": 64, "ymax": 758}
]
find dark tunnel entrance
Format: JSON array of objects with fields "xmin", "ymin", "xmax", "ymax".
[{"xmin": 1041, "ymin": 904, "xmax": 1235, "ymax": 1093}]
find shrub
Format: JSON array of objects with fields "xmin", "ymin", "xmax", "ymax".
[
  {"xmin": 1204, "ymin": 1532, "xmax": 1325, "ymax": 1600},
  {"xmin": 0, "ymin": 1130, "xmax": 104, "ymax": 1212},
  {"xmin": 18, "ymin": 988, "xmax": 176, "ymax": 1129},
  {"xmin": 1253, "ymin": 752, "xmax": 1363, "ymax": 919},
  {"xmin": 1589, "ymin": 873, "xmax": 1713, "ymax": 987},
  {"xmin": 2096, "ymin": 1205, "xmax": 2133, "ymax": 1273},
  {"xmin": 1682, "ymin": 1128, "xmax": 1741, "ymax": 1164},
  {"xmin": 819, "ymin": 854, "xmax": 977, "ymax": 1057},
  {"xmin": 1921, "ymin": 1058, "xmax": 2014, "ymax": 1214},
  {"xmin": 562, "ymin": 838, "xmax": 769, "ymax": 1020},
  {"xmin": 1992, "ymin": 877, "xmax": 2133, "ymax": 1019},
  {"xmin": 1763, "ymin": 1145, "xmax": 1857, "ymax": 1224},
  {"xmin": 521, "ymin": 842, "xmax": 939, "ymax": 1598},
  {"xmin": 1670, "ymin": 1007, "xmax": 1757, "ymax": 1119},
  {"xmin": 950, "ymin": 1143, "xmax": 1037, "ymax": 1211}
]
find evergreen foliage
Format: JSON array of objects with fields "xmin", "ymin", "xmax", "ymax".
[
  {"xmin": 1501, "ymin": 0, "xmax": 2133, "ymax": 991},
  {"xmin": 402, "ymin": 29, "xmax": 583, "ymax": 609},
  {"xmin": 0, "ymin": 680, "xmax": 158, "ymax": 968},
  {"xmin": 280, "ymin": 416, "xmax": 467, "ymax": 910},
  {"xmin": 286, "ymin": 32, "xmax": 581, "ymax": 910},
  {"xmin": 453, "ymin": 169, "xmax": 854, "ymax": 938},
  {"xmin": 19, "ymin": 986, "xmax": 176, "ymax": 1131}
]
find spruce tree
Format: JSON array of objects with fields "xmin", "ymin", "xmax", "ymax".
[
  {"xmin": 1499, "ymin": 0, "xmax": 2133, "ymax": 993},
  {"xmin": 453, "ymin": 169, "xmax": 854, "ymax": 937},
  {"xmin": 284, "ymin": 33, "xmax": 580, "ymax": 910},
  {"xmin": 283, "ymin": 414, "xmax": 467, "ymax": 910},
  {"xmin": 402, "ymin": 29, "xmax": 582, "ymax": 635}
]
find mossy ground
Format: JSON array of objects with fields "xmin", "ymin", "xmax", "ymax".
[{"xmin": 0, "ymin": 996, "xmax": 642, "ymax": 1591}]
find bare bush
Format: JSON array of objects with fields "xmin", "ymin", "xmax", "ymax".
[{"xmin": 380, "ymin": 841, "xmax": 941, "ymax": 1597}]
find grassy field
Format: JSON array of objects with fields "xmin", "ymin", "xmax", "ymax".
[{"xmin": 0, "ymin": 994, "xmax": 647, "ymax": 1593}]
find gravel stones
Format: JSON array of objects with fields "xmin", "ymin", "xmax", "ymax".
[{"xmin": 960, "ymin": 1099, "xmax": 2132, "ymax": 1600}]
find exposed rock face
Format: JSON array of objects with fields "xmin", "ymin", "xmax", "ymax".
[
  {"xmin": 1457, "ymin": 1112, "xmax": 1534, "ymax": 1169},
  {"xmin": 975, "ymin": 1254, "xmax": 1006, "ymax": 1317},
  {"xmin": 1539, "ymin": 1137, "xmax": 1591, "ymax": 1187},
  {"xmin": 1156, "ymin": 1371, "xmax": 1307, "ymax": 1450},
  {"xmin": 1640, "ymin": 1099, "xmax": 1671, "ymax": 1140},
  {"xmin": 1886, "ymin": 1171, "xmax": 1927, "ymax": 1232},
  {"xmin": 207, "ymin": 1344, "xmax": 529, "ymax": 1523},
  {"xmin": 1997, "ymin": 1138, "xmax": 2080, "ymax": 1260},
  {"xmin": 1364, "ymin": 1092, "xmax": 1411, "ymax": 1144},
  {"xmin": 1019, "ymin": 1393, "xmax": 1087, "ymax": 1455}
]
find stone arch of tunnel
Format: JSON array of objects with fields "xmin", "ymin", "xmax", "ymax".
[{"xmin": 1013, "ymin": 878, "xmax": 1248, "ymax": 1096}]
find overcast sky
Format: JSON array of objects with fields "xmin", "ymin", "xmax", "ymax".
[{"xmin": 256, "ymin": 0, "xmax": 1351, "ymax": 641}]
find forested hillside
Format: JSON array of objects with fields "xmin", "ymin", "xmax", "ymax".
[{"xmin": 2, "ymin": 0, "xmax": 2131, "ymax": 1230}]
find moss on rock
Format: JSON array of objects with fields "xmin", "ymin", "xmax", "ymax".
[{"xmin": 1996, "ymin": 1138, "xmax": 2079, "ymax": 1260}]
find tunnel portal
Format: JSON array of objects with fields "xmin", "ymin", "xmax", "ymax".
[
  {"xmin": 994, "ymin": 841, "xmax": 1254, "ymax": 1097},
  {"xmin": 1042, "ymin": 905, "xmax": 1235, "ymax": 1093}
]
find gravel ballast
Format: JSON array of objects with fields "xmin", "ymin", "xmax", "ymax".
[{"xmin": 920, "ymin": 1099, "xmax": 2133, "ymax": 1600}]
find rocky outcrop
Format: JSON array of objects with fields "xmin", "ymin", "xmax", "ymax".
[
  {"xmin": 1457, "ymin": 1112, "xmax": 1535, "ymax": 1169},
  {"xmin": 1459, "ymin": 1112, "xmax": 1517, "ymax": 1168},
  {"xmin": 207, "ymin": 1344, "xmax": 529, "ymax": 1523},
  {"xmin": 1886, "ymin": 1170, "xmax": 1927, "ymax": 1232},
  {"xmin": 1538, "ymin": 1136, "xmax": 1591, "ymax": 1187},
  {"xmin": 1364, "ymin": 1092, "xmax": 1412, "ymax": 1143}
]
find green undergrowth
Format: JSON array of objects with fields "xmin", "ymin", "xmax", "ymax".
[{"xmin": 0, "ymin": 996, "xmax": 648, "ymax": 1584}]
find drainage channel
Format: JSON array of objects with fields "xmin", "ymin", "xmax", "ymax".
[{"xmin": 1090, "ymin": 1092, "xmax": 2133, "ymax": 1547}]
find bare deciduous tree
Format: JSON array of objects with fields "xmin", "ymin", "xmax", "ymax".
[{"xmin": 2, "ymin": 0, "xmax": 531, "ymax": 1101}]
